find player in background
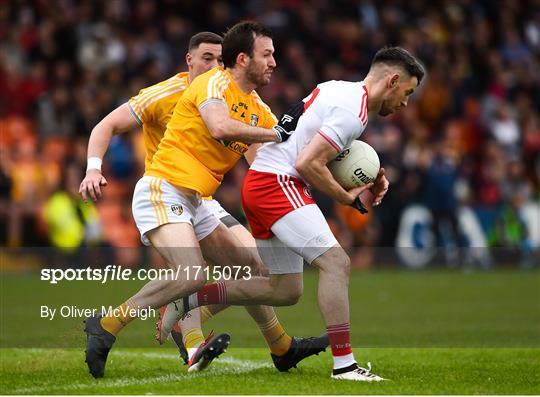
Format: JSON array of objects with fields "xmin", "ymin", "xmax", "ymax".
[
  {"xmin": 83, "ymin": 22, "xmax": 327, "ymax": 379},
  {"xmin": 80, "ymin": 32, "xmax": 231, "ymax": 372},
  {"xmin": 161, "ymin": 46, "xmax": 425, "ymax": 381}
]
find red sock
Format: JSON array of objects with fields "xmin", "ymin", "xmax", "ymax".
[
  {"xmin": 327, "ymin": 323, "xmax": 352, "ymax": 357},
  {"xmin": 192, "ymin": 282, "xmax": 227, "ymax": 308}
]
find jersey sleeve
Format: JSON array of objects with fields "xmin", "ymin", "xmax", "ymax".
[
  {"xmin": 128, "ymin": 76, "xmax": 187, "ymax": 126},
  {"xmin": 318, "ymin": 106, "xmax": 365, "ymax": 152},
  {"xmin": 127, "ymin": 86, "xmax": 160, "ymax": 126},
  {"xmin": 195, "ymin": 71, "xmax": 229, "ymax": 111}
]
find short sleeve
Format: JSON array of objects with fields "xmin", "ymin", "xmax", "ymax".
[
  {"xmin": 128, "ymin": 87, "xmax": 155, "ymax": 126},
  {"xmin": 127, "ymin": 75, "xmax": 188, "ymax": 126},
  {"xmin": 318, "ymin": 106, "xmax": 364, "ymax": 152},
  {"xmin": 196, "ymin": 70, "xmax": 229, "ymax": 111}
]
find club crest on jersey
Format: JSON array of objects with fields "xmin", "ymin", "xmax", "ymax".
[
  {"xmin": 303, "ymin": 186, "xmax": 312, "ymax": 198},
  {"xmin": 171, "ymin": 204, "xmax": 183, "ymax": 216},
  {"xmin": 250, "ymin": 114, "xmax": 259, "ymax": 126}
]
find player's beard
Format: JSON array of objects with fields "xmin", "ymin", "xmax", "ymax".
[
  {"xmin": 246, "ymin": 61, "xmax": 271, "ymax": 88},
  {"xmin": 378, "ymin": 101, "xmax": 393, "ymax": 116}
]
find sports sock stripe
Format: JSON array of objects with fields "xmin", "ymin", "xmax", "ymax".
[
  {"xmin": 218, "ymin": 282, "xmax": 227, "ymax": 304},
  {"xmin": 328, "ymin": 324, "xmax": 350, "ymax": 332},
  {"xmin": 328, "ymin": 328, "xmax": 350, "ymax": 334},
  {"xmin": 327, "ymin": 322, "xmax": 353, "ymax": 358},
  {"xmin": 257, "ymin": 315, "xmax": 279, "ymax": 331},
  {"xmin": 328, "ymin": 325, "xmax": 350, "ymax": 330}
]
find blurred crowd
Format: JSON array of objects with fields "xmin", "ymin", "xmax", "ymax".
[{"xmin": 1, "ymin": 0, "xmax": 539, "ymax": 267}]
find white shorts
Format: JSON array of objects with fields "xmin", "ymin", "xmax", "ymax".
[
  {"xmin": 201, "ymin": 198, "xmax": 241, "ymax": 227},
  {"xmin": 132, "ymin": 176, "xmax": 220, "ymax": 246},
  {"xmin": 201, "ymin": 198, "xmax": 229, "ymax": 220},
  {"xmin": 256, "ymin": 204, "xmax": 338, "ymax": 274}
]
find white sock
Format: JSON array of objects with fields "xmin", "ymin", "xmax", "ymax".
[{"xmin": 333, "ymin": 353, "xmax": 356, "ymax": 370}]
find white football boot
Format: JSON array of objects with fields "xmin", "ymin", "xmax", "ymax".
[{"xmin": 331, "ymin": 362, "xmax": 385, "ymax": 382}]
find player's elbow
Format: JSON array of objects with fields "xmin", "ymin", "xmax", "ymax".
[
  {"xmin": 295, "ymin": 156, "xmax": 320, "ymax": 181},
  {"xmin": 294, "ymin": 157, "xmax": 308, "ymax": 176},
  {"xmin": 92, "ymin": 118, "xmax": 115, "ymax": 138},
  {"xmin": 208, "ymin": 124, "xmax": 229, "ymax": 141}
]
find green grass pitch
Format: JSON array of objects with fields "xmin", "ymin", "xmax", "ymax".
[{"xmin": 1, "ymin": 270, "xmax": 539, "ymax": 394}]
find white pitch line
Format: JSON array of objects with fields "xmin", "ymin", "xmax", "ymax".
[
  {"xmin": 10, "ymin": 373, "xmax": 185, "ymax": 394},
  {"xmin": 117, "ymin": 350, "xmax": 273, "ymax": 370},
  {"xmin": 9, "ymin": 352, "xmax": 271, "ymax": 394},
  {"xmin": 116, "ymin": 351, "xmax": 180, "ymax": 360}
]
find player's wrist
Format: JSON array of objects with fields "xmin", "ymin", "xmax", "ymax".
[
  {"xmin": 343, "ymin": 193, "xmax": 355, "ymax": 206},
  {"xmin": 86, "ymin": 157, "xmax": 103, "ymax": 173},
  {"xmin": 350, "ymin": 196, "xmax": 369, "ymax": 214},
  {"xmin": 272, "ymin": 126, "xmax": 284, "ymax": 142}
]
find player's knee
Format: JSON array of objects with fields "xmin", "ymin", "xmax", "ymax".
[
  {"xmin": 319, "ymin": 248, "xmax": 350, "ymax": 279},
  {"xmin": 337, "ymin": 254, "xmax": 351, "ymax": 278},
  {"xmin": 274, "ymin": 284, "xmax": 303, "ymax": 305},
  {"xmin": 287, "ymin": 286, "xmax": 303, "ymax": 304}
]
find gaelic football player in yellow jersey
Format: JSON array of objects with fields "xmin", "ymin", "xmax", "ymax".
[
  {"xmin": 80, "ymin": 32, "xmax": 231, "ymax": 371},
  {"xmin": 83, "ymin": 23, "xmax": 327, "ymax": 379}
]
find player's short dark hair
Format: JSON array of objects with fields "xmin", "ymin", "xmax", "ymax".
[
  {"xmin": 371, "ymin": 46, "xmax": 425, "ymax": 83},
  {"xmin": 222, "ymin": 21, "xmax": 273, "ymax": 68},
  {"xmin": 188, "ymin": 32, "xmax": 223, "ymax": 51}
]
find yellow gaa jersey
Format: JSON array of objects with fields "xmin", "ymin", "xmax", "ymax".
[
  {"xmin": 146, "ymin": 67, "xmax": 277, "ymax": 197},
  {"xmin": 127, "ymin": 72, "xmax": 189, "ymax": 170}
]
